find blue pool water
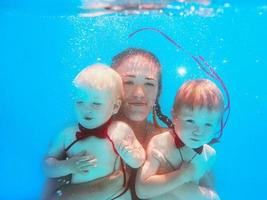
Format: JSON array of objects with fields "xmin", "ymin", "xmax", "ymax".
[{"xmin": 1, "ymin": 1, "xmax": 267, "ymax": 199}]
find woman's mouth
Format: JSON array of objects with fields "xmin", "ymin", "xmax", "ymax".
[{"xmin": 128, "ymin": 102, "xmax": 147, "ymax": 106}]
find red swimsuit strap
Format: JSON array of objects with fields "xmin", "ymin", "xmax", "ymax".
[{"xmin": 64, "ymin": 119, "xmax": 112, "ymax": 153}]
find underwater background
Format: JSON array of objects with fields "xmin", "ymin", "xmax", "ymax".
[{"xmin": 1, "ymin": 0, "xmax": 267, "ymax": 199}]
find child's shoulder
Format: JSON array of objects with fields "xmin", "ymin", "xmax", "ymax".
[
  {"xmin": 61, "ymin": 125, "xmax": 78, "ymax": 136},
  {"xmin": 54, "ymin": 125, "xmax": 78, "ymax": 141},
  {"xmin": 46, "ymin": 125, "xmax": 78, "ymax": 157},
  {"xmin": 148, "ymin": 130, "xmax": 174, "ymax": 151}
]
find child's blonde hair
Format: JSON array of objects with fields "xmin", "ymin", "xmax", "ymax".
[
  {"xmin": 173, "ymin": 79, "xmax": 224, "ymax": 115},
  {"xmin": 73, "ymin": 63, "xmax": 124, "ymax": 100}
]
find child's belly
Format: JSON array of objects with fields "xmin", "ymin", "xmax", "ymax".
[{"xmin": 67, "ymin": 137, "xmax": 119, "ymax": 184}]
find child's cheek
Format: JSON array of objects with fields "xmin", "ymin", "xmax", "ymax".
[{"xmin": 182, "ymin": 123, "xmax": 193, "ymax": 132}]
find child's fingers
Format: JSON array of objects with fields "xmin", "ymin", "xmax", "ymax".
[
  {"xmin": 78, "ymin": 160, "xmax": 98, "ymax": 173},
  {"xmin": 74, "ymin": 158, "xmax": 92, "ymax": 165},
  {"xmin": 151, "ymin": 149, "xmax": 161, "ymax": 159},
  {"xmin": 151, "ymin": 149, "xmax": 166, "ymax": 162},
  {"xmin": 78, "ymin": 162, "xmax": 92, "ymax": 169},
  {"xmin": 75, "ymin": 158, "xmax": 95, "ymax": 167},
  {"xmin": 119, "ymin": 144, "xmax": 132, "ymax": 155},
  {"xmin": 87, "ymin": 158, "xmax": 97, "ymax": 167},
  {"xmin": 123, "ymin": 145, "xmax": 135, "ymax": 153},
  {"xmin": 80, "ymin": 163, "xmax": 93, "ymax": 169},
  {"xmin": 115, "ymin": 142, "xmax": 123, "ymax": 153},
  {"xmin": 121, "ymin": 139, "xmax": 132, "ymax": 146},
  {"xmin": 79, "ymin": 166, "xmax": 90, "ymax": 174},
  {"xmin": 77, "ymin": 158, "xmax": 97, "ymax": 166},
  {"xmin": 79, "ymin": 155, "xmax": 95, "ymax": 162},
  {"xmin": 115, "ymin": 140, "xmax": 135, "ymax": 156},
  {"xmin": 75, "ymin": 150, "xmax": 87, "ymax": 157}
]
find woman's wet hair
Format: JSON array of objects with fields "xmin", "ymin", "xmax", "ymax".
[{"xmin": 153, "ymin": 99, "xmax": 174, "ymax": 129}]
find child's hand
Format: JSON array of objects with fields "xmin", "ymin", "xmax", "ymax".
[
  {"xmin": 115, "ymin": 139, "xmax": 135, "ymax": 157},
  {"xmin": 179, "ymin": 162, "xmax": 198, "ymax": 183},
  {"xmin": 180, "ymin": 161, "xmax": 206, "ymax": 182},
  {"xmin": 114, "ymin": 135, "xmax": 145, "ymax": 168},
  {"xmin": 151, "ymin": 148, "xmax": 165, "ymax": 162},
  {"xmin": 66, "ymin": 151, "xmax": 97, "ymax": 175}
]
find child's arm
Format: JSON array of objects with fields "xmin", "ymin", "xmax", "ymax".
[
  {"xmin": 199, "ymin": 171, "xmax": 215, "ymax": 189},
  {"xmin": 169, "ymin": 149, "xmax": 219, "ymax": 200},
  {"xmin": 197, "ymin": 153, "xmax": 220, "ymax": 200},
  {"xmin": 44, "ymin": 152, "xmax": 96, "ymax": 178},
  {"xmin": 135, "ymin": 134, "xmax": 196, "ymax": 199},
  {"xmin": 43, "ymin": 129, "xmax": 96, "ymax": 178},
  {"xmin": 109, "ymin": 121, "xmax": 146, "ymax": 168},
  {"xmin": 199, "ymin": 172, "xmax": 220, "ymax": 200}
]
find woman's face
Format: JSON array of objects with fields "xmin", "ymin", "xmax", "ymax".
[{"xmin": 115, "ymin": 55, "xmax": 160, "ymax": 122}]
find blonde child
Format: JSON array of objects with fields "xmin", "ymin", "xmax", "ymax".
[
  {"xmin": 136, "ymin": 79, "xmax": 223, "ymax": 200},
  {"xmin": 44, "ymin": 64, "xmax": 145, "ymax": 199}
]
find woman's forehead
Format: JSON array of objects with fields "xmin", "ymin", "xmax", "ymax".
[
  {"xmin": 122, "ymin": 68, "xmax": 158, "ymax": 80},
  {"xmin": 116, "ymin": 56, "xmax": 159, "ymax": 78}
]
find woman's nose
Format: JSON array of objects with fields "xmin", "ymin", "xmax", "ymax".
[{"xmin": 133, "ymin": 86, "xmax": 145, "ymax": 99}]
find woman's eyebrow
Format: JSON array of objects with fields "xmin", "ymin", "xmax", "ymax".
[
  {"xmin": 145, "ymin": 77, "xmax": 155, "ymax": 81},
  {"xmin": 124, "ymin": 74, "xmax": 136, "ymax": 78}
]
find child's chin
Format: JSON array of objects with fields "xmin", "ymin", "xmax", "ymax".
[
  {"xmin": 186, "ymin": 141, "xmax": 204, "ymax": 149},
  {"xmin": 79, "ymin": 121, "xmax": 97, "ymax": 129}
]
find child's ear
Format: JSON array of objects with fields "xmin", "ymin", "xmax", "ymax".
[{"xmin": 113, "ymin": 99, "xmax": 122, "ymax": 114}]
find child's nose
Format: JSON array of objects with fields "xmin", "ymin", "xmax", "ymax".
[
  {"xmin": 83, "ymin": 103, "xmax": 93, "ymax": 111},
  {"xmin": 192, "ymin": 126, "xmax": 201, "ymax": 135}
]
